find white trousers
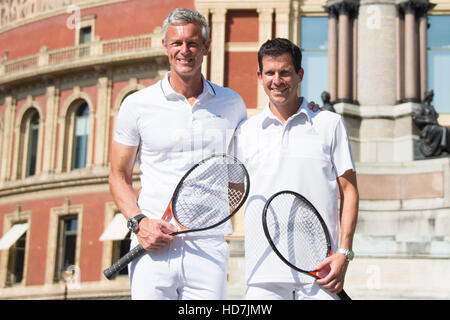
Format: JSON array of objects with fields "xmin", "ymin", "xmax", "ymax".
[
  {"xmin": 128, "ymin": 235, "xmax": 229, "ymax": 300},
  {"xmin": 245, "ymin": 282, "xmax": 340, "ymax": 300}
]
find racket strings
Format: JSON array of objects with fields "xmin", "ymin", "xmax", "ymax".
[
  {"xmin": 265, "ymin": 193, "xmax": 328, "ymax": 272},
  {"xmin": 228, "ymin": 187, "xmax": 243, "ymax": 210},
  {"xmin": 173, "ymin": 156, "xmax": 247, "ymax": 230}
]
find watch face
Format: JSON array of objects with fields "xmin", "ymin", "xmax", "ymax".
[
  {"xmin": 348, "ymin": 250, "xmax": 355, "ymax": 260},
  {"xmin": 127, "ymin": 218, "xmax": 137, "ymax": 232}
]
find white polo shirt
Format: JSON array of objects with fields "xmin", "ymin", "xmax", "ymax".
[
  {"xmin": 114, "ymin": 72, "xmax": 247, "ymax": 236},
  {"xmin": 233, "ymin": 97, "xmax": 355, "ymax": 285}
]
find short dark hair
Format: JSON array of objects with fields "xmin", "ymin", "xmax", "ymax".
[{"xmin": 258, "ymin": 38, "xmax": 302, "ymax": 73}]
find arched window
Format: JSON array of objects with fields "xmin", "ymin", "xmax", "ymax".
[
  {"xmin": 17, "ymin": 108, "xmax": 40, "ymax": 179},
  {"xmin": 26, "ymin": 112, "xmax": 39, "ymax": 177},
  {"xmin": 71, "ymin": 103, "xmax": 89, "ymax": 170}
]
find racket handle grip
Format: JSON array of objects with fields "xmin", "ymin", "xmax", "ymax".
[
  {"xmin": 338, "ymin": 290, "xmax": 352, "ymax": 300},
  {"xmin": 103, "ymin": 244, "xmax": 145, "ymax": 280}
]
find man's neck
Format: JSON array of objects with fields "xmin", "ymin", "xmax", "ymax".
[
  {"xmin": 269, "ymin": 97, "xmax": 303, "ymax": 123},
  {"xmin": 168, "ymin": 71, "xmax": 204, "ymax": 105}
]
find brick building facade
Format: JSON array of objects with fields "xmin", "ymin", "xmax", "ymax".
[{"xmin": 0, "ymin": 0, "xmax": 449, "ymax": 299}]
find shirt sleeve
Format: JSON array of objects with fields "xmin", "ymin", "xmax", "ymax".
[
  {"xmin": 332, "ymin": 117, "xmax": 356, "ymax": 177},
  {"xmin": 113, "ymin": 96, "xmax": 141, "ymax": 147},
  {"xmin": 227, "ymin": 92, "xmax": 248, "ymax": 155},
  {"xmin": 228, "ymin": 123, "xmax": 241, "ymax": 159}
]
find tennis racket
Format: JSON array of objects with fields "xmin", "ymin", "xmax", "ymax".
[
  {"xmin": 104, "ymin": 154, "xmax": 250, "ymax": 280},
  {"xmin": 262, "ymin": 190, "xmax": 351, "ymax": 300}
]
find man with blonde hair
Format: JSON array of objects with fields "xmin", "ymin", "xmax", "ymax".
[{"xmin": 110, "ymin": 8, "xmax": 247, "ymax": 300}]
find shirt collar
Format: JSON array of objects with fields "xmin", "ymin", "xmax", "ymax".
[
  {"xmin": 261, "ymin": 97, "xmax": 311, "ymax": 128},
  {"xmin": 160, "ymin": 72, "xmax": 216, "ymax": 101}
]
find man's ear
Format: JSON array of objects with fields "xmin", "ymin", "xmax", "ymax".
[
  {"xmin": 203, "ymin": 40, "xmax": 211, "ymax": 55},
  {"xmin": 162, "ymin": 38, "xmax": 168, "ymax": 55},
  {"xmin": 257, "ymin": 70, "xmax": 262, "ymax": 82},
  {"xmin": 298, "ymin": 68, "xmax": 304, "ymax": 82},
  {"xmin": 257, "ymin": 70, "xmax": 265, "ymax": 87}
]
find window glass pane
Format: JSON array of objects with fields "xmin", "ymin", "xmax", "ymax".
[
  {"xmin": 301, "ymin": 51, "xmax": 328, "ymax": 105},
  {"xmin": 427, "ymin": 16, "xmax": 450, "ymax": 114},
  {"xmin": 79, "ymin": 26, "xmax": 92, "ymax": 44},
  {"xmin": 300, "ymin": 17, "xmax": 328, "ymax": 105},
  {"xmin": 59, "ymin": 217, "xmax": 78, "ymax": 277},
  {"xmin": 428, "ymin": 16, "xmax": 450, "ymax": 49},
  {"xmin": 26, "ymin": 112, "xmax": 39, "ymax": 177},
  {"xmin": 75, "ymin": 116, "xmax": 89, "ymax": 136},
  {"xmin": 118, "ymin": 231, "xmax": 131, "ymax": 276},
  {"xmin": 6, "ymin": 231, "xmax": 26, "ymax": 285},
  {"xmin": 63, "ymin": 233, "xmax": 77, "ymax": 269},
  {"xmin": 427, "ymin": 50, "xmax": 450, "ymax": 114},
  {"xmin": 72, "ymin": 103, "xmax": 89, "ymax": 169},
  {"xmin": 65, "ymin": 218, "xmax": 78, "ymax": 232},
  {"xmin": 301, "ymin": 17, "xmax": 328, "ymax": 50}
]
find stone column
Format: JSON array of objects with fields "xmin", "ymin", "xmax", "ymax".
[
  {"xmin": 197, "ymin": 8, "xmax": 210, "ymax": 78},
  {"xmin": 291, "ymin": 1, "xmax": 300, "ymax": 47},
  {"xmin": 397, "ymin": 0, "xmax": 435, "ymax": 103},
  {"xmin": 257, "ymin": 8, "xmax": 274, "ymax": 109},
  {"xmin": 352, "ymin": 15, "xmax": 358, "ymax": 102},
  {"xmin": 0, "ymin": 95, "xmax": 15, "ymax": 182},
  {"xmin": 419, "ymin": 13, "xmax": 428, "ymax": 101},
  {"xmin": 324, "ymin": 0, "xmax": 359, "ymax": 103},
  {"xmin": 94, "ymin": 76, "xmax": 112, "ymax": 167},
  {"xmin": 338, "ymin": 5, "xmax": 352, "ymax": 102},
  {"xmin": 396, "ymin": 9, "xmax": 405, "ymax": 103},
  {"xmin": 275, "ymin": 7, "xmax": 290, "ymax": 39},
  {"xmin": 417, "ymin": 2, "xmax": 435, "ymax": 100},
  {"xmin": 258, "ymin": 8, "xmax": 273, "ymax": 45},
  {"xmin": 358, "ymin": 0, "xmax": 397, "ymax": 106},
  {"xmin": 326, "ymin": 6, "xmax": 338, "ymax": 102},
  {"xmin": 210, "ymin": 8, "xmax": 227, "ymax": 86},
  {"xmin": 42, "ymin": 84, "xmax": 59, "ymax": 174},
  {"xmin": 403, "ymin": 3, "xmax": 419, "ymax": 102}
]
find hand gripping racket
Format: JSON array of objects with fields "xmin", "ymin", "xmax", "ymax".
[
  {"xmin": 104, "ymin": 154, "xmax": 250, "ymax": 280},
  {"xmin": 262, "ymin": 190, "xmax": 351, "ymax": 300}
]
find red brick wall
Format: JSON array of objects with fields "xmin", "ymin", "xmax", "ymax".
[
  {"xmin": 225, "ymin": 51, "xmax": 258, "ymax": 109},
  {"xmin": 224, "ymin": 10, "xmax": 259, "ymax": 108},
  {"xmin": 226, "ymin": 10, "xmax": 259, "ymax": 42},
  {"xmin": 0, "ymin": 191, "xmax": 114, "ymax": 285},
  {"xmin": 0, "ymin": 0, "xmax": 193, "ymax": 60},
  {"xmin": 73, "ymin": 192, "xmax": 114, "ymax": 282}
]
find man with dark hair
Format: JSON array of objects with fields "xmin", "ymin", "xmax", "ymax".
[
  {"xmin": 257, "ymin": 37, "xmax": 303, "ymax": 74},
  {"xmin": 233, "ymin": 38, "xmax": 359, "ymax": 300}
]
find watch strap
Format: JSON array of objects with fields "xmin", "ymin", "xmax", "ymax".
[
  {"xmin": 127, "ymin": 213, "xmax": 146, "ymax": 233},
  {"xmin": 132, "ymin": 213, "xmax": 146, "ymax": 222},
  {"xmin": 337, "ymin": 248, "xmax": 354, "ymax": 261}
]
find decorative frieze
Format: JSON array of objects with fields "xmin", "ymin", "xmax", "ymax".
[{"xmin": 0, "ymin": 0, "xmax": 126, "ymax": 30}]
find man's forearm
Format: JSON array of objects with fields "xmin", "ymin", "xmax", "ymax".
[
  {"xmin": 337, "ymin": 170, "xmax": 359, "ymax": 250},
  {"xmin": 109, "ymin": 172, "xmax": 141, "ymax": 220}
]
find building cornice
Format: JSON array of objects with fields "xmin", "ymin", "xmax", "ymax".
[
  {"xmin": 0, "ymin": 32, "xmax": 165, "ymax": 89},
  {"xmin": 0, "ymin": 0, "xmax": 127, "ymax": 33},
  {"xmin": 0, "ymin": 167, "xmax": 141, "ymax": 204}
]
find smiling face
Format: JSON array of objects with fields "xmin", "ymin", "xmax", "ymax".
[
  {"xmin": 162, "ymin": 22, "xmax": 210, "ymax": 79},
  {"xmin": 258, "ymin": 52, "xmax": 304, "ymax": 111}
]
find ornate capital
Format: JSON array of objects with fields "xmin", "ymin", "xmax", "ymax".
[
  {"xmin": 324, "ymin": 0, "xmax": 360, "ymax": 19},
  {"xmin": 397, "ymin": 0, "xmax": 436, "ymax": 17}
]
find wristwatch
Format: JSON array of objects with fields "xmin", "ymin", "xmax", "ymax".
[
  {"xmin": 127, "ymin": 213, "xmax": 146, "ymax": 234},
  {"xmin": 337, "ymin": 248, "xmax": 355, "ymax": 261}
]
